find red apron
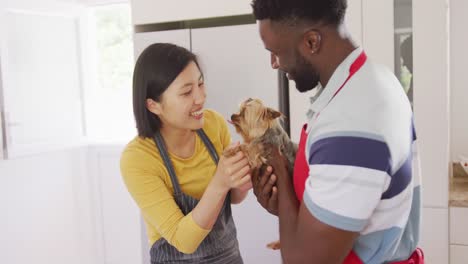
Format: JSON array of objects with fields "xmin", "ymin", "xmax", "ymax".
[{"xmin": 292, "ymin": 51, "xmax": 424, "ymax": 264}]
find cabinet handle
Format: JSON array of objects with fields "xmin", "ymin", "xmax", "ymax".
[
  {"xmin": 0, "ymin": 110, "xmax": 7, "ymax": 158},
  {"xmin": 2, "ymin": 111, "xmax": 13, "ymax": 154}
]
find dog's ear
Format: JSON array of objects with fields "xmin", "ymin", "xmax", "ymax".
[{"xmin": 265, "ymin": 108, "xmax": 282, "ymax": 120}]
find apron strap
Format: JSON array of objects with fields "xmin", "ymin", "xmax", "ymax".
[
  {"xmin": 196, "ymin": 129, "xmax": 219, "ymax": 164},
  {"xmin": 153, "ymin": 131, "xmax": 183, "ymax": 195},
  {"xmin": 197, "ymin": 129, "xmax": 230, "ymax": 204},
  {"xmin": 153, "ymin": 129, "xmax": 219, "ymax": 196}
]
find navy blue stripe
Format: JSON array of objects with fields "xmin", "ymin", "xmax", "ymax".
[
  {"xmin": 309, "ymin": 136, "xmax": 392, "ymax": 173},
  {"xmin": 382, "ymin": 152, "xmax": 413, "ymax": 199}
]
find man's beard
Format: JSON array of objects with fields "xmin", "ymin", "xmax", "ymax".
[{"xmin": 293, "ymin": 52, "xmax": 320, "ymax": 93}]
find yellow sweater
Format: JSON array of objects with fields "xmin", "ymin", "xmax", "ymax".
[{"xmin": 120, "ymin": 109, "xmax": 231, "ymax": 254}]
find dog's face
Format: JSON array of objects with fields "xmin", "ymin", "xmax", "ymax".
[{"xmin": 230, "ymin": 98, "xmax": 282, "ymax": 143}]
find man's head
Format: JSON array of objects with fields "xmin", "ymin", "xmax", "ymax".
[
  {"xmin": 252, "ymin": 0, "xmax": 348, "ymax": 92},
  {"xmin": 400, "ymin": 35, "xmax": 413, "ymax": 73}
]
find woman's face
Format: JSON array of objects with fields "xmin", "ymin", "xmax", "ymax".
[{"xmin": 148, "ymin": 61, "xmax": 206, "ymax": 133}]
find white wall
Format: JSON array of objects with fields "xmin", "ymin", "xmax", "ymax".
[
  {"xmin": 0, "ymin": 0, "xmax": 84, "ymax": 15},
  {"xmin": 450, "ymin": 0, "xmax": 468, "ymax": 161},
  {"xmin": 0, "ymin": 149, "xmax": 99, "ymax": 264},
  {"xmin": 0, "ymin": 1, "xmax": 101, "ymax": 264}
]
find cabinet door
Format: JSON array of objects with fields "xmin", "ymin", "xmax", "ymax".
[
  {"xmin": 0, "ymin": 60, "xmax": 5, "ymax": 159},
  {"xmin": 450, "ymin": 0, "xmax": 468, "ymax": 161},
  {"xmin": 191, "ymin": 24, "xmax": 279, "ymax": 142},
  {"xmin": 132, "ymin": 0, "xmax": 252, "ymax": 26},
  {"xmin": 191, "ymin": 24, "xmax": 281, "ymax": 264},
  {"xmin": 413, "ymin": 0, "xmax": 450, "ymax": 208},
  {"xmin": 362, "ymin": 0, "xmax": 395, "ymax": 71},
  {"xmin": 88, "ymin": 146, "xmax": 144, "ymax": 264},
  {"xmin": 450, "ymin": 245, "xmax": 468, "ymax": 264},
  {"xmin": 450, "ymin": 207, "xmax": 468, "ymax": 245},
  {"xmin": 0, "ymin": 9, "xmax": 84, "ymax": 158},
  {"xmin": 420, "ymin": 207, "xmax": 449, "ymax": 264},
  {"xmin": 133, "ymin": 29, "xmax": 190, "ymax": 59}
]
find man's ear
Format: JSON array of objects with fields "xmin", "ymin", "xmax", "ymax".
[
  {"xmin": 146, "ymin": 98, "xmax": 162, "ymax": 115},
  {"xmin": 302, "ymin": 30, "xmax": 321, "ymax": 55}
]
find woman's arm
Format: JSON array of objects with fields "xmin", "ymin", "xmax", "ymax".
[
  {"xmin": 192, "ymin": 149, "xmax": 251, "ymax": 228},
  {"xmin": 121, "ymin": 146, "xmax": 250, "ymax": 254},
  {"xmin": 230, "ymin": 188, "xmax": 250, "ymax": 204}
]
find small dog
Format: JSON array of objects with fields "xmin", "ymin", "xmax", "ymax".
[{"xmin": 223, "ymin": 98, "xmax": 298, "ymax": 250}]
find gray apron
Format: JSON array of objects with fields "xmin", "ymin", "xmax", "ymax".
[{"xmin": 150, "ymin": 129, "xmax": 243, "ymax": 264}]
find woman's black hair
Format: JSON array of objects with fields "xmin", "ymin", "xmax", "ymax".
[{"xmin": 132, "ymin": 43, "xmax": 201, "ymax": 138}]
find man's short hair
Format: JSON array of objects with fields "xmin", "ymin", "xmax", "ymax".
[{"xmin": 251, "ymin": 0, "xmax": 347, "ymax": 26}]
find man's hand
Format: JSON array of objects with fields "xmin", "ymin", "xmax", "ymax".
[
  {"xmin": 267, "ymin": 147, "xmax": 291, "ymax": 181},
  {"xmin": 252, "ymin": 166, "xmax": 279, "ymax": 216}
]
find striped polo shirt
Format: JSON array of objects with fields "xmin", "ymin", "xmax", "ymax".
[{"xmin": 302, "ymin": 48, "xmax": 421, "ymax": 263}]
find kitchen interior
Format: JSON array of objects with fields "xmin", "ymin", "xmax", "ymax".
[{"xmin": 1, "ymin": 0, "xmax": 467, "ymax": 263}]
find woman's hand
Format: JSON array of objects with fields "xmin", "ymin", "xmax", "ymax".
[{"xmin": 214, "ymin": 143, "xmax": 251, "ymax": 192}]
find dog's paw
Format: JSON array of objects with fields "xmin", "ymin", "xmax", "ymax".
[
  {"xmin": 223, "ymin": 147, "xmax": 238, "ymax": 157},
  {"xmin": 223, "ymin": 144, "xmax": 247, "ymax": 158},
  {"xmin": 266, "ymin": 240, "xmax": 281, "ymax": 250}
]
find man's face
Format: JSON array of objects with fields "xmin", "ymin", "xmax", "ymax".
[{"xmin": 259, "ymin": 19, "xmax": 320, "ymax": 93}]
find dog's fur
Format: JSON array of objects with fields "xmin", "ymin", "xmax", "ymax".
[
  {"xmin": 224, "ymin": 98, "xmax": 297, "ymax": 173},
  {"xmin": 223, "ymin": 98, "xmax": 298, "ymax": 250}
]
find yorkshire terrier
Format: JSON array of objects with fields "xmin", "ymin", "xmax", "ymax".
[{"xmin": 223, "ymin": 98, "xmax": 298, "ymax": 250}]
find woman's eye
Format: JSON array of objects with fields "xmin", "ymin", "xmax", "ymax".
[
  {"xmin": 198, "ymin": 82, "xmax": 204, "ymax": 87},
  {"xmin": 182, "ymin": 90, "xmax": 191, "ymax": 96}
]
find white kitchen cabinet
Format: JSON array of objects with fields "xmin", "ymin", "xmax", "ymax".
[
  {"xmin": 450, "ymin": 245, "xmax": 468, "ymax": 264},
  {"xmin": 131, "ymin": 0, "xmax": 252, "ymax": 26},
  {"xmin": 362, "ymin": 0, "xmax": 395, "ymax": 71},
  {"xmin": 420, "ymin": 207, "xmax": 449, "ymax": 264},
  {"xmin": 0, "ymin": 61, "xmax": 5, "ymax": 160},
  {"xmin": 450, "ymin": 0, "xmax": 468, "ymax": 161},
  {"xmin": 450, "ymin": 207, "xmax": 468, "ymax": 246},
  {"xmin": 0, "ymin": 9, "xmax": 84, "ymax": 159},
  {"xmin": 87, "ymin": 145, "xmax": 143, "ymax": 264},
  {"xmin": 133, "ymin": 29, "xmax": 190, "ymax": 59},
  {"xmin": 413, "ymin": 0, "xmax": 450, "ymax": 208},
  {"xmin": 191, "ymin": 24, "xmax": 278, "ymax": 142},
  {"xmin": 191, "ymin": 24, "xmax": 281, "ymax": 263}
]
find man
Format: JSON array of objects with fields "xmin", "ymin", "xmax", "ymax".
[{"xmin": 250, "ymin": 1, "xmax": 423, "ymax": 263}]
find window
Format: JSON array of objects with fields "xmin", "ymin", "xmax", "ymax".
[{"xmin": 81, "ymin": 3, "xmax": 135, "ymax": 144}]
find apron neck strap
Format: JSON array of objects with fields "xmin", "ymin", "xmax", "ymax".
[
  {"xmin": 153, "ymin": 129, "xmax": 219, "ymax": 195},
  {"xmin": 196, "ymin": 129, "xmax": 219, "ymax": 164},
  {"xmin": 153, "ymin": 131, "xmax": 182, "ymax": 195}
]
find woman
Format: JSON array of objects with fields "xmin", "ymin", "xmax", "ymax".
[{"xmin": 120, "ymin": 43, "xmax": 251, "ymax": 264}]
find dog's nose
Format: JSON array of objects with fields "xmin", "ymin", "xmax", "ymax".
[{"xmin": 230, "ymin": 114, "xmax": 238, "ymax": 123}]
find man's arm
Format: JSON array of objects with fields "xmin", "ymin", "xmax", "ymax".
[{"xmin": 271, "ymin": 152, "xmax": 358, "ymax": 264}]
